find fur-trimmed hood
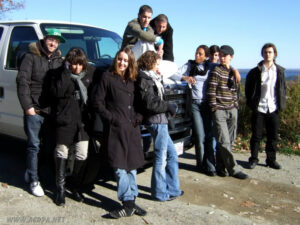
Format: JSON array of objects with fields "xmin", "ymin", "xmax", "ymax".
[{"xmin": 29, "ymin": 40, "xmax": 62, "ymax": 59}]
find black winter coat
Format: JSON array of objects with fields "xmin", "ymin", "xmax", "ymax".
[
  {"xmin": 49, "ymin": 65, "xmax": 95, "ymax": 146},
  {"xmin": 150, "ymin": 17, "xmax": 174, "ymax": 62},
  {"xmin": 245, "ymin": 61, "xmax": 286, "ymax": 111},
  {"xmin": 92, "ymin": 71, "xmax": 144, "ymax": 171},
  {"xmin": 16, "ymin": 40, "xmax": 63, "ymax": 113},
  {"xmin": 135, "ymin": 70, "xmax": 169, "ymax": 125}
]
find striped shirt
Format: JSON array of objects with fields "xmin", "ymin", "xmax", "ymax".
[{"xmin": 207, "ymin": 65, "xmax": 238, "ymax": 111}]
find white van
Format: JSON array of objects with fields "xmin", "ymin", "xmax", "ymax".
[{"xmin": 0, "ymin": 20, "xmax": 122, "ymax": 139}]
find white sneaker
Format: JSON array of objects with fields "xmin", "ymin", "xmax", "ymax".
[
  {"xmin": 30, "ymin": 182, "xmax": 44, "ymax": 197},
  {"xmin": 24, "ymin": 169, "xmax": 30, "ymax": 183}
]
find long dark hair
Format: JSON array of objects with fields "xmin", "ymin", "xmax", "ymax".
[{"xmin": 111, "ymin": 47, "xmax": 138, "ymax": 81}]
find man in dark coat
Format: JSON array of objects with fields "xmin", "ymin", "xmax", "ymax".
[
  {"xmin": 16, "ymin": 28, "xmax": 65, "ymax": 197},
  {"xmin": 245, "ymin": 43, "xmax": 286, "ymax": 170},
  {"xmin": 150, "ymin": 14, "xmax": 174, "ymax": 61}
]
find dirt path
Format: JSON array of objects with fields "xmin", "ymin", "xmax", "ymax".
[{"xmin": 0, "ymin": 136, "xmax": 299, "ymax": 225}]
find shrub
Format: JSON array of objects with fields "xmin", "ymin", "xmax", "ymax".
[{"xmin": 237, "ymin": 76, "xmax": 300, "ymax": 154}]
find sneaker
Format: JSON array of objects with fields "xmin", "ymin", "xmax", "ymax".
[
  {"xmin": 232, "ymin": 171, "xmax": 249, "ymax": 180},
  {"xmin": 168, "ymin": 190, "xmax": 184, "ymax": 201},
  {"xmin": 266, "ymin": 160, "xmax": 281, "ymax": 169},
  {"xmin": 109, "ymin": 207, "xmax": 136, "ymax": 219},
  {"xmin": 134, "ymin": 204, "xmax": 147, "ymax": 216},
  {"xmin": 24, "ymin": 169, "xmax": 30, "ymax": 183},
  {"xmin": 30, "ymin": 181, "xmax": 44, "ymax": 197}
]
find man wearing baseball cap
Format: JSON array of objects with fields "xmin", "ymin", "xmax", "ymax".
[
  {"xmin": 16, "ymin": 28, "xmax": 65, "ymax": 197},
  {"xmin": 207, "ymin": 45, "xmax": 249, "ymax": 180}
]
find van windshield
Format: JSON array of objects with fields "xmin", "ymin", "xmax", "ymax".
[{"xmin": 40, "ymin": 23, "xmax": 122, "ymax": 68}]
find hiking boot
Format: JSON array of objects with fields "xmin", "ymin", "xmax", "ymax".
[{"xmin": 30, "ymin": 181, "xmax": 44, "ymax": 197}]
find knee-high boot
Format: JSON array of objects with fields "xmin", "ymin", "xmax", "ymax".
[
  {"xmin": 55, "ymin": 157, "xmax": 67, "ymax": 206},
  {"xmin": 70, "ymin": 160, "xmax": 86, "ymax": 202}
]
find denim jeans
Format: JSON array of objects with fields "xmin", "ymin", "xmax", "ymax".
[
  {"xmin": 114, "ymin": 168, "xmax": 138, "ymax": 202},
  {"xmin": 24, "ymin": 114, "xmax": 44, "ymax": 182},
  {"xmin": 213, "ymin": 108, "xmax": 240, "ymax": 175},
  {"xmin": 250, "ymin": 110, "xmax": 279, "ymax": 162},
  {"xmin": 191, "ymin": 100, "xmax": 215, "ymax": 172},
  {"xmin": 146, "ymin": 124, "xmax": 181, "ymax": 201}
]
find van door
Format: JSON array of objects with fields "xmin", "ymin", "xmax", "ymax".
[{"xmin": 0, "ymin": 25, "xmax": 39, "ymax": 139}]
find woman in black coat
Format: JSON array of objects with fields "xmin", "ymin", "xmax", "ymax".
[
  {"xmin": 92, "ymin": 47, "xmax": 146, "ymax": 219},
  {"xmin": 50, "ymin": 48, "xmax": 95, "ymax": 206}
]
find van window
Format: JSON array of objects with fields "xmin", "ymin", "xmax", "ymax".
[
  {"xmin": 40, "ymin": 23, "xmax": 122, "ymax": 68},
  {"xmin": 6, "ymin": 26, "xmax": 38, "ymax": 70}
]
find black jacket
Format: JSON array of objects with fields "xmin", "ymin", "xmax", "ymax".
[
  {"xmin": 16, "ymin": 40, "xmax": 63, "ymax": 113},
  {"xmin": 135, "ymin": 70, "xmax": 169, "ymax": 125},
  {"xmin": 49, "ymin": 65, "xmax": 95, "ymax": 146},
  {"xmin": 245, "ymin": 61, "xmax": 286, "ymax": 111},
  {"xmin": 150, "ymin": 17, "xmax": 174, "ymax": 62},
  {"xmin": 92, "ymin": 71, "xmax": 144, "ymax": 171}
]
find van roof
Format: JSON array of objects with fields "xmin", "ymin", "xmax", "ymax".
[{"xmin": 0, "ymin": 20, "xmax": 110, "ymax": 32}]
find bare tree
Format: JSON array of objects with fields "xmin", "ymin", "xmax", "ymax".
[{"xmin": 0, "ymin": 0, "xmax": 24, "ymax": 18}]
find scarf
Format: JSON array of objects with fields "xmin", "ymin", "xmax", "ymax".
[
  {"xmin": 188, "ymin": 60, "xmax": 210, "ymax": 77},
  {"xmin": 71, "ymin": 71, "xmax": 87, "ymax": 104},
  {"xmin": 141, "ymin": 69, "xmax": 164, "ymax": 100}
]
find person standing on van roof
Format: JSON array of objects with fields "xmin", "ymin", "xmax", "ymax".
[
  {"xmin": 121, "ymin": 5, "xmax": 164, "ymax": 59},
  {"xmin": 16, "ymin": 28, "xmax": 65, "ymax": 197},
  {"xmin": 150, "ymin": 14, "xmax": 174, "ymax": 62}
]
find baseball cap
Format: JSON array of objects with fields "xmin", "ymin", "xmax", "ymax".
[
  {"xmin": 45, "ymin": 28, "xmax": 66, "ymax": 43},
  {"xmin": 220, "ymin": 45, "xmax": 234, "ymax": 56}
]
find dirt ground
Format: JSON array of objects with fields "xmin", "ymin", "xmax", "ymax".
[{"xmin": 0, "ymin": 135, "xmax": 300, "ymax": 225}]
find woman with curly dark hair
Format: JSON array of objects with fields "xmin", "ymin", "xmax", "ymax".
[
  {"xmin": 92, "ymin": 47, "xmax": 146, "ymax": 218},
  {"xmin": 136, "ymin": 51, "xmax": 183, "ymax": 201}
]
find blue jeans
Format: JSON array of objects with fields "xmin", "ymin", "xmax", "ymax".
[
  {"xmin": 191, "ymin": 101, "xmax": 215, "ymax": 172},
  {"xmin": 114, "ymin": 168, "xmax": 138, "ymax": 202},
  {"xmin": 146, "ymin": 124, "xmax": 181, "ymax": 201},
  {"xmin": 24, "ymin": 114, "xmax": 44, "ymax": 182}
]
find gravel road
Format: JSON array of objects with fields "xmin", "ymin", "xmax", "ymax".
[{"xmin": 0, "ymin": 135, "xmax": 300, "ymax": 225}]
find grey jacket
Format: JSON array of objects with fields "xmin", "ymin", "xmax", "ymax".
[{"xmin": 121, "ymin": 18, "xmax": 156, "ymax": 49}]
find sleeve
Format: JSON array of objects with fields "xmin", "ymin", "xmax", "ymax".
[
  {"xmin": 170, "ymin": 62, "xmax": 190, "ymax": 81},
  {"xmin": 245, "ymin": 69, "xmax": 254, "ymax": 104},
  {"xmin": 162, "ymin": 28, "xmax": 174, "ymax": 61},
  {"xmin": 49, "ymin": 69, "xmax": 73, "ymax": 99},
  {"xmin": 207, "ymin": 69, "xmax": 219, "ymax": 112},
  {"xmin": 136, "ymin": 77, "xmax": 168, "ymax": 114},
  {"xmin": 16, "ymin": 54, "xmax": 34, "ymax": 111},
  {"xmin": 92, "ymin": 73, "xmax": 113, "ymax": 122},
  {"xmin": 127, "ymin": 20, "xmax": 156, "ymax": 43}
]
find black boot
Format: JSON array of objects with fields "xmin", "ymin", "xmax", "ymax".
[
  {"xmin": 70, "ymin": 160, "xmax": 86, "ymax": 202},
  {"xmin": 55, "ymin": 157, "xmax": 67, "ymax": 206}
]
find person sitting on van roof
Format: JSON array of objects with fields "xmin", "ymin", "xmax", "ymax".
[{"xmin": 121, "ymin": 5, "xmax": 164, "ymax": 59}]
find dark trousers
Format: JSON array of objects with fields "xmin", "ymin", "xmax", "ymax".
[{"xmin": 249, "ymin": 110, "xmax": 279, "ymax": 162}]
